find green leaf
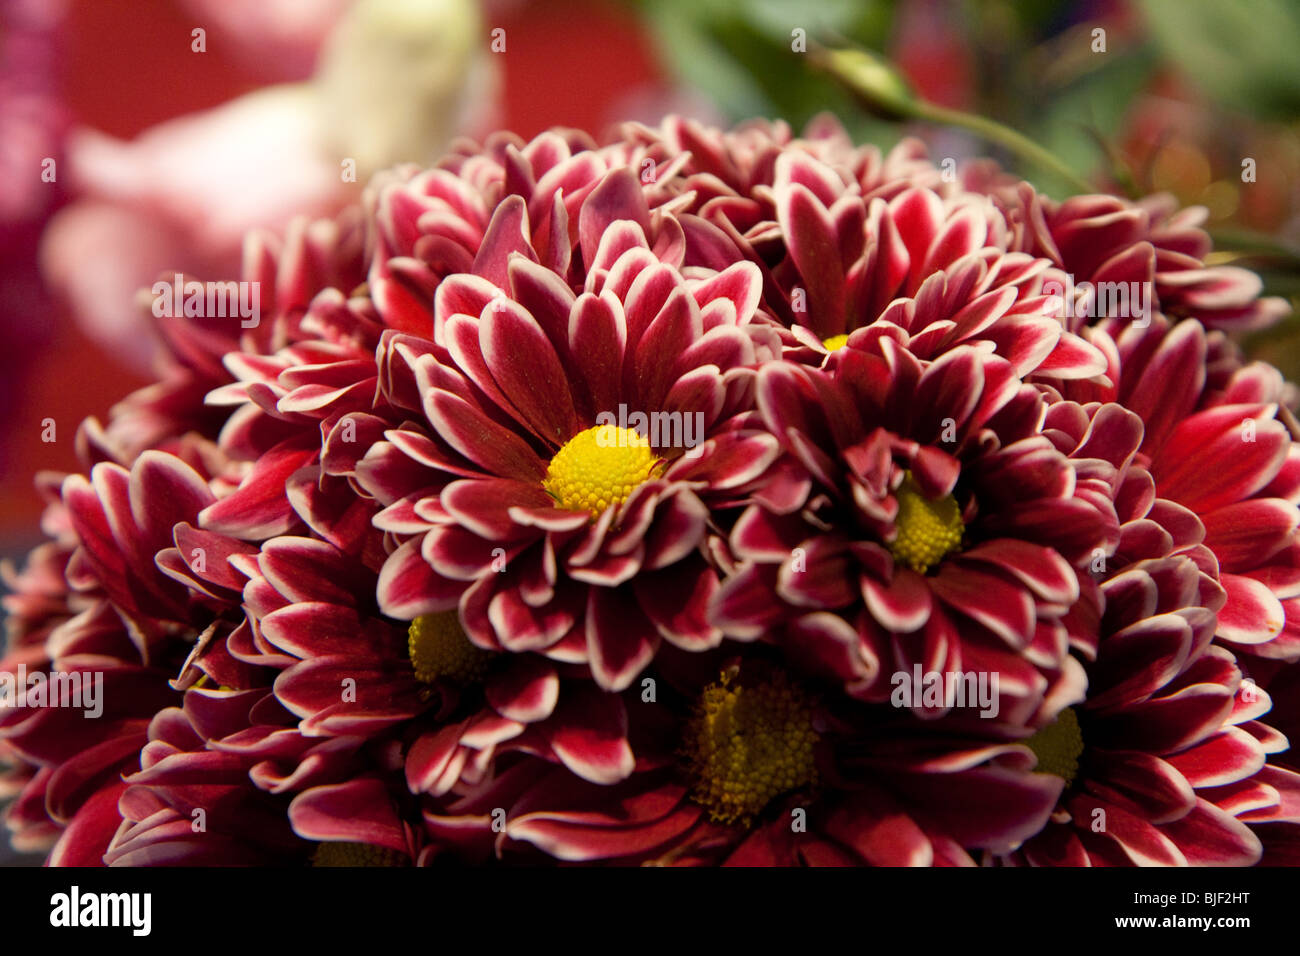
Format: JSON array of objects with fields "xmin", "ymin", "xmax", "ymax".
[
  {"xmin": 1137, "ymin": 0, "xmax": 1300, "ymax": 119},
  {"xmin": 1026, "ymin": 46, "xmax": 1157, "ymax": 193},
  {"xmin": 631, "ymin": 0, "xmax": 898, "ymax": 132}
]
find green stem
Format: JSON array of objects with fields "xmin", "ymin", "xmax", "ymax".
[
  {"xmin": 813, "ymin": 46, "xmax": 1095, "ymax": 195},
  {"xmin": 810, "ymin": 47, "xmax": 1300, "ymax": 290},
  {"xmin": 1082, "ymin": 126, "xmax": 1141, "ymax": 199},
  {"xmin": 1206, "ymin": 227, "xmax": 1300, "ymax": 264},
  {"xmin": 911, "ymin": 101, "xmax": 1096, "ymax": 194}
]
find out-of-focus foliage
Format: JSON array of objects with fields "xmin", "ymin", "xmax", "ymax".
[
  {"xmin": 630, "ymin": 0, "xmax": 898, "ymax": 142},
  {"xmin": 1139, "ymin": 0, "xmax": 1300, "ymax": 121},
  {"xmin": 629, "ymin": 0, "xmax": 1173, "ymax": 197},
  {"xmin": 631, "ymin": 0, "xmax": 1300, "ymax": 377}
]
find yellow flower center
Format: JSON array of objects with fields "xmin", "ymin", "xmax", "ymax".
[
  {"xmin": 683, "ymin": 669, "xmax": 818, "ymax": 826},
  {"xmin": 822, "ymin": 333, "xmax": 850, "ymax": 351},
  {"xmin": 1024, "ymin": 708, "xmax": 1084, "ymax": 787},
  {"xmin": 311, "ymin": 842, "xmax": 408, "ymax": 867},
  {"xmin": 889, "ymin": 472, "xmax": 964, "ymax": 574},
  {"xmin": 408, "ymin": 612, "xmax": 492, "ymax": 685},
  {"xmin": 542, "ymin": 424, "xmax": 662, "ymax": 515}
]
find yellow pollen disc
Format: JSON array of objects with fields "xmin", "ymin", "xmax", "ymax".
[
  {"xmin": 822, "ymin": 334, "xmax": 850, "ymax": 351},
  {"xmin": 542, "ymin": 424, "xmax": 662, "ymax": 515},
  {"xmin": 889, "ymin": 472, "xmax": 964, "ymax": 574},
  {"xmin": 408, "ymin": 612, "xmax": 492, "ymax": 685},
  {"xmin": 683, "ymin": 669, "xmax": 818, "ymax": 826},
  {"xmin": 312, "ymin": 842, "xmax": 407, "ymax": 867},
  {"xmin": 191, "ymin": 676, "xmax": 235, "ymax": 691},
  {"xmin": 1024, "ymin": 708, "xmax": 1084, "ymax": 787}
]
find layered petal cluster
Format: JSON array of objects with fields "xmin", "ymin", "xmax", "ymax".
[
  {"xmin": 622, "ymin": 121, "xmax": 1110, "ymax": 379},
  {"xmin": 363, "ymin": 233, "xmax": 782, "ymax": 692},
  {"xmin": 1001, "ymin": 189, "xmax": 1292, "ymax": 333},
  {"xmin": 1060, "ymin": 315, "xmax": 1300, "ymax": 662},
  {"xmin": 995, "ymin": 423, "xmax": 1300, "ymax": 865},
  {"xmin": 1, "ymin": 453, "xmax": 226, "ymax": 863},
  {"xmin": 712, "ymin": 339, "xmax": 1125, "ymax": 726},
  {"xmin": 4, "ymin": 114, "xmax": 1300, "ymax": 868},
  {"xmin": 1005, "ymin": 550, "xmax": 1300, "ymax": 866},
  {"xmin": 1, "ymin": 203, "xmax": 370, "ymax": 859}
]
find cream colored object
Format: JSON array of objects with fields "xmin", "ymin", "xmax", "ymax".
[{"xmin": 314, "ymin": 0, "xmax": 497, "ymax": 178}]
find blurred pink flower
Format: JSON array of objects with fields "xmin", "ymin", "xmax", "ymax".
[
  {"xmin": 179, "ymin": 0, "xmax": 352, "ymax": 81},
  {"xmin": 40, "ymin": 0, "xmax": 497, "ymax": 370}
]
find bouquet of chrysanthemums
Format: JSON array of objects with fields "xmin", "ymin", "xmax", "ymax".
[{"xmin": 5, "ymin": 115, "xmax": 1300, "ymax": 866}]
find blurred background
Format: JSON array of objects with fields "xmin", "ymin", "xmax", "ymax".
[{"xmin": 2, "ymin": 0, "xmax": 1300, "ymax": 859}]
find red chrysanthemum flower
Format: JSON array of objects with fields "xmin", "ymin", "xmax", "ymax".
[
  {"xmin": 360, "ymin": 197, "xmax": 787, "ymax": 692},
  {"xmin": 5, "ymin": 114, "xmax": 1300, "ymax": 871},
  {"xmin": 1059, "ymin": 315, "xmax": 1300, "ymax": 661},
  {"xmin": 1, "ymin": 452, "xmax": 228, "ymax": 863},
  {"xmin": 711, "ymin": 338, "xmax": 1127, "ymax": 725},
  {"xmin": 2, "ymin": 204, "xmax": 369, "ymax": 860},
  {"xmin": 1002, "ymin": 189, "xmax": 1291, "ymax": 333},
  {"xmin": 1000, "ymin": 526, "xmax": 1300, "ymax": 864},
  {"xmin": 416, "ymin": 650, "xmax": 1064, "ymax": 866},
  {"xmin": 615, "ymin": 118, "xmax": 1110, "ymax": 380}
]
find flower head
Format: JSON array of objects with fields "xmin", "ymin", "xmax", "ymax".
[{"xmin": 6, "ymin": 114, "xmax": 1300, "ymax": 869}]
